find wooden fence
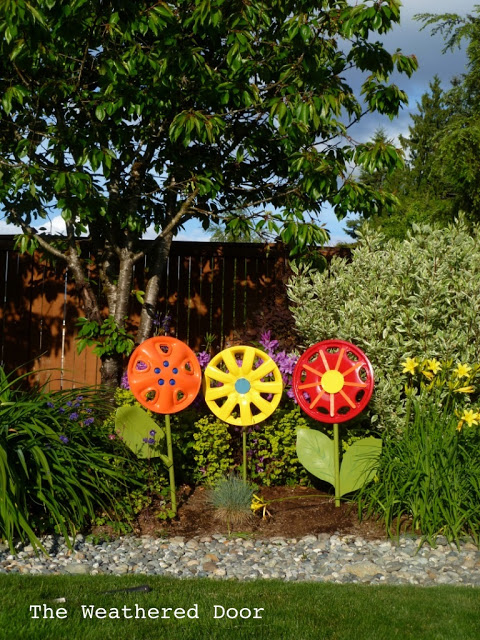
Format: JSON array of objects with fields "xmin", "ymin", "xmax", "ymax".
[{"xmin": 0, "ymin": 237, "xmax": 350, "ymax": 389}]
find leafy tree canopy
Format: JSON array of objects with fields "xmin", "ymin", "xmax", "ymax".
[
  {"xmin": 354, "ymin": 6, "xmax": 480, "ymax": 241},
  {"xmin": 0, "ymin": 0, "xmax": 417, "ymax": 384}
]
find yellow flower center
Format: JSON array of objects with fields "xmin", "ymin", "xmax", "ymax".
[{"xmin": 321, "ymin": 369, "xmax": 345, "ymax": 394}]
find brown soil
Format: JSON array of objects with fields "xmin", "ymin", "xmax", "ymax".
[{"xmin": 130, "ymin": 485, "xmax": 387, "ymax": 540}]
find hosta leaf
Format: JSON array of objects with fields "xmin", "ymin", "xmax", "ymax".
[
  {"xmin": 296, "ymin": 428, "xmax": 335, "ymax": 487},
  {"xmin": 115, "ymin": 405, "xmax": 165, "ymax": 459},
  {"xmin": 339, "ymin": 437, "xmax": 382, "ymax": 496}
]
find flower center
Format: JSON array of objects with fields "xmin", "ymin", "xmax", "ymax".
[
  {"xmin": 235, "ymin": 377, "xmax": 251, "ymax": 394},
  {"xmin": 321, "ymin": 369, "xmax": 345, "ymax": 394}
]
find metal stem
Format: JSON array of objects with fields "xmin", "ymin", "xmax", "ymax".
[
  {"xmin": 334, "ymin": 422, "xmax": 340, "ymax": 507},
  {"xmin": 165, "ymin": 414, "xmax": 177, "ymax": 516},
  {"xmin": 242, "ymin": 428, "xmax": 247, "ymax": 484}
]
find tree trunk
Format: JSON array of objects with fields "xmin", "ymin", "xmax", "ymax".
[
  {"xmin": 100, "ymin": 353, "xmax": 124, "ymax": 390},
  {"xmin": 137, "ymin": 232, "xmax": 173, "ymax": 344}
]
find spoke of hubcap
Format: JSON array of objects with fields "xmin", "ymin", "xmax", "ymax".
[
  {"xmin": 303, "ymin": 364, "xmax": 324, "ymax": 377},
  {"xmin": 250, "ymin": 391, "xmax": 272, "ymax": 414},
  {"xmin": 339, "ymin": 389, "xmax": 356, "ymax": 408},
  {"xmin": 205, "ymin": 365, "xmax": 233, "ymax": 385},
  {"xmin": 251, "ymin": 380, "xmax": 283, "ymax": 394},
  {"xmin": 217, "ymin": 395, "xmax": 238, "ymax": 421},
  {"xmin": 241, "ymin": 346, "xmax": 256, "ymax": 374},
  {"xmin": 335, "ymin": 347, "xmax": 345, "ymax": 370},
  {"xmin": 205, "ymin": 384, "xmax": 234, "ymax": 401},
  {"xmin": 299, "ymin": 380, "xmax": 323, "ymax": 390},
  {"xmin": 240, "ymin": 399, "xmax": 253, "ymax": 424},
  {"xmin": 319, "ymin": 349, "xmax": 330, "ymax": 371},
  {"xmin": 222, "ymin": 350, "xmax": 241, "ymax": 376},
  {"xmin": 249, "ymin": 359, "xmax": 276, "ymax": 382},
  {"xmin": 342, "ymin": 361, "xmax": 364, "ymax": 377},
  {"xmin": 309, "ymin": 389, "xmax": 325, "ymax": 409}
]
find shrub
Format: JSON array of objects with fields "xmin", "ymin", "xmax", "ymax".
[
  {"xmin": 247, "ymin": 406, "xmax": 311, "ymax": 486},
  {"xmin": 192, "ymin": 415, "xmax": 235, "ymax": 485},
  {"xmin": 288, "ymin": 217, "xmax": 480, "ymax": 431}
]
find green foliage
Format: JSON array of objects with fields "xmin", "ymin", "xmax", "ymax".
[
  {"xmin": 76, "ymin": 316, "xmax": 135, "ymax": 358},
  {"xmin": 0, "ymin": 0, "xmax": 418, "ymax": 384},
  {"xmin": 356, "ymin": 7, "xmax": 480, "ymax": 236},
  {"xmin": 0, "ymin": 369, "xmax": 131, "ymax": 552},
  {"xmin": 115, "ymin": 405, "xmax": 166, "ymax": 460},
  {"xmin": 207, "ymin": 475, "xmax": 255, "ymax": 533},
  {"xmin": 192, "ymin": 415, "xmax": 235, "ymax": 486},
  {"xmin": 359, "ymin": 392, "xmax": 480, "ymax": 548},
  {"xmin": 288, "ymin": 218, "xmax": 480, "ymax": 432},
  {"xmin": 296, "ymin": 428, "xmax": 381, "ymax": 496},
  {"xmin": 248, "ymin": 406, "xmax": 311, "ymax": 486}
]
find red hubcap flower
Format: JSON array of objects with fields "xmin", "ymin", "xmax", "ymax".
[{"xmin": 292, "ymin": 340, "xmax": 374, "ymax": 423}]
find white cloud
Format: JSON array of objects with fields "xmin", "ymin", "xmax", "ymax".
[{"xmin": 0, "ymin": 219, "xmax": 21, "ymax": 234}]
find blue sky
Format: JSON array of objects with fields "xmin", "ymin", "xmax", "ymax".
[{"xmin": 0, "ymin": 0, "xmax": 475, "ymax": 243}]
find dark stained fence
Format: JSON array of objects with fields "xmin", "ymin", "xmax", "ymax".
[{"xmin": 0, "ymin": 237, "xmax": 350, "ymax": 389}]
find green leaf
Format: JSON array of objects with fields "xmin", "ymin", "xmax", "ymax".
[
  {"xmin": 115, "ymin": 406, "xmax": 165, "ymax": 460},
  {"xmin": 95, "ymin": 105, "xmax": 106, "ymax": 121},
  {"xmin": 296, "ymin": 428, "xmax": 335, "ymax": 487},
  {"xmin": 339, "ymin": 437, "xmax": 382, "ymax": 496}
]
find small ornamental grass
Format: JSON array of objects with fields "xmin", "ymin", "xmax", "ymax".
[{"xmin": 207, "ymin": 475, "xmax": 255, "ymax": 533}]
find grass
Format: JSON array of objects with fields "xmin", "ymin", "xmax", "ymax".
[{"xmin": 0, "ymin": 575, "xmax": 478, "ymax": 640}]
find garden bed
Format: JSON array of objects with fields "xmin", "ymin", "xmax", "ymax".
[{"xmin": 112, "ymin": 485, "xmax": 387, "ymax": 540}]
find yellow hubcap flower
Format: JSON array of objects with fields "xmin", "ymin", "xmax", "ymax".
[{"xmin": 203, "ymin": 346, "xmax": 283, "ymax": 426}]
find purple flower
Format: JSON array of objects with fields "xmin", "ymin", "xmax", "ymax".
[
  {"xmin": 120, "ymin": 370, "xmax": 130, "ymax": 390},
  {"xmin": 84, "ymin": 417, "xmax": 94, "ymax": 426},
  {"xmin": 58, "ymin": 407, "xmax": 65, "ymax": 414},
  {"xmin": 149, "ymin": 429, "xmax": 156, "ymax": 436},
  {"xmin": 197, "ymin": 351, "xmax": 211, "ymax": 369},
  {"xmin": 161, "ymin": 313, "xmax": 172, "ymax": 333},
  {"xmin": 75, "ymin": 395, "xmax": 84, "ymax": 402},
  {"xmin": 59, "ymin": 435, "xmax": 69, "ymax": 444},
  {"xmin": 142, "ymin": 437, "xmax": 155, "ymax": 445},
  {"xmin": 66, "ymin": 401, "xmax": 73, "ymax": 407},
  {"xmin": 69, "ymin": 412, "xmax": 79, "ymax": 420},
  {"xmin": 46, "ymin": 402, "xmax": 54, "ymax": 409},
  {"xmin": 275, "ymin": 350, "xmax": 298, "ymax": 375},
  {"xmin": 259, "ymin": 330, "xmax": 279, "ymax": 355}
]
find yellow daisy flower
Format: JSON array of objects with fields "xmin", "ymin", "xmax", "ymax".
[
  {"xmin": 454, "ymin": 363, "xmax": 472, "ymax": 379},
  {"xmin": 455, "ymin": 385, "xmax": 475, "ymax": 394},
  {"xmin": 459, "ymin": 409, "xmax": 479, "ymax": 428},
  {"xmin": 426, "ymin": 359, "xmax": 442, "ymax": 374},
  {"xmin": 402, "ymin": 357, "xmax": 419, "ymax": 375}
]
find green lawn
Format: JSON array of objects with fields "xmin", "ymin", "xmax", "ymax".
[{"xmin": 0, "ymin": 575, "xmax": 478, "ymax": 640}]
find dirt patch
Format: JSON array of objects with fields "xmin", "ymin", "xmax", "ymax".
[{"xmin": 130, "ymin": 485, "xmax": 387, "ymax": 540}]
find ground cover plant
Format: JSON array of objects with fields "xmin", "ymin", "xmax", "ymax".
[{"xmin": 0, "ymin": 575, "xmax": 478, "ymax": 640}]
